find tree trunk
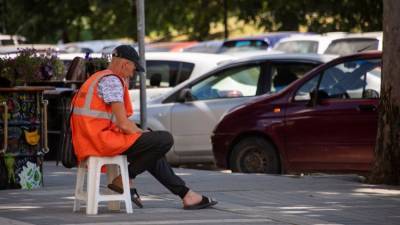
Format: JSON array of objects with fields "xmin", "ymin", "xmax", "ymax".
[
  {"xmin": 190, "ymin": 0, "xmax": 211, "ymax": 41},
  {"xmin": 1, "ymin": 0, "xmax": 7, "ymax": 33},
  {"xmin": 367, "ymin": 0, "xmax": 400, "ymax": 185},
  {"xmin": 223, "ymin": 0, "xmax": 229, "ymax": 40},
  {"xmin": 131, "ymin": 0, "xmax": 138, "ymax": 42}
]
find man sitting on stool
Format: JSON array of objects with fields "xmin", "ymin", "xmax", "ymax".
[{"xmin": 70, "ymin": 45, "xmax": 217, "ymax": 210}]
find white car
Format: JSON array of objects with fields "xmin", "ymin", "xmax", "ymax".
[
  {"xmin": 130, "ymin": 53, "xmax": 336, "ymax": 165},
  {"xmin": 272, "ymin": 33, "xmax": 348, "ymax": 54},
  {"xmin": 274, "ymin": 32, "xmax": 382, "ymax": 56},
  {"xmin": 128, "ymin": 52, "xmax": 234, "ymax": 108},
  {"xmin": 324, "ymin": 32, "xmax": 382, "ymax": 55}
]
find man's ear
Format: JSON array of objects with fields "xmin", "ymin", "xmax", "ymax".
[{"xmin": 121, "ymin": 61, "xmax": 127, "ymax": 70}]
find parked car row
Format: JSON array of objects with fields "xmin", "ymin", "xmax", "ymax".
[
  {"xmin": 182, "ymin": 32, "xmax": 309, "ymax": 54},
  {"xmin": 0, "ymin": 31, "xmax": 381, "ymax": 56},
  {"xmin": 0, "ymin": 32, "xmax": 383, "ymax": 175},
  {"xmin": 128, "ymin": 50, "xmax": 382, "ymax": 175}
]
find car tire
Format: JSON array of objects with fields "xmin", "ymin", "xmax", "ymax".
[{"xmin": 230, "ymin": 137, "xmax": 280, "ymax": 174}]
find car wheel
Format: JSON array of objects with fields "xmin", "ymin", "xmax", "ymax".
[{"xmin": 230, "ymin": 137, "xmax": 280, "ymax": 174}]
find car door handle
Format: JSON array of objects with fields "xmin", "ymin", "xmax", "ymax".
[{"xmin": 357, "ymin": 104, "xmax": 377, "ymax": 112}]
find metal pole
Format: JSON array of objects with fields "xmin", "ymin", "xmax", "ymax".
[{"xmin": 136, "ymin": 0, "xmax": 147, "ymax": 129}]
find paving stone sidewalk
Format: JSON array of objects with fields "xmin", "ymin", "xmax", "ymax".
[{"xmin": 0, "ymin": 162, "xmax": 399, "ymax": 225}]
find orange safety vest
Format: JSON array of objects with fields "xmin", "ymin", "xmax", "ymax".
[{"xmin": 70, "ymin": 69, "xmax": 141, "ymax": 161}]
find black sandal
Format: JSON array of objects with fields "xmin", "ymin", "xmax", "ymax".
[
  {"xmin": 107, "ymin": 183, "xmax": 143, "ymax": 208},
  {"xmin": 183, "ymin": 196, "xmax": 218, "ymax": 210}
]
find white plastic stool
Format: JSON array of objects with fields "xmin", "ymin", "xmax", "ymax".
[{"xmin": 73, "ymin": 155, "xmax": 133, "ymax": 215}]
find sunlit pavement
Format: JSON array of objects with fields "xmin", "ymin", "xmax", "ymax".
[{"xmin": 0, "ymin": 162, "xmax": 399, "ymax": 225}]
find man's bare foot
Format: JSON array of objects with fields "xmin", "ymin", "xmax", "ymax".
[
  {"xmin": 182, "ymin": 190, "xmax": 218, "ymax": 210},
  {"xmin": 182, "ymin": 190, "xmax": 203, "ymax": 207}
]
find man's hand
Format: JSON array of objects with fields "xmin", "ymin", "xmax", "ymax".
[
  {"xmin": 111, "ymin": 102, "xmax": 141, "ymax": 134},
  {"xmin": 130, "ymin": 120, "xmax": 143, "ymax": 133}
]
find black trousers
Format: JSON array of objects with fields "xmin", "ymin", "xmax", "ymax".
[{"xmin": 123, "ymin": 131, "xmax": 189, "ymax": 199}]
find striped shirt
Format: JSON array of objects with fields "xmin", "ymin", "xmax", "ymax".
[{"xmin": 97, "ymin": 75, "xmax": 124, "ymax": 104}]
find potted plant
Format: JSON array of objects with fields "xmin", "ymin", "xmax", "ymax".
[{"xmin": 0, "ymin": 48, "xmax": 64, "ymax": 87}]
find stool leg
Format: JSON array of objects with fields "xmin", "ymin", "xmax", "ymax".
[
  {"xmin": 120, "ymin": 158, "xmax": 133, "ymax": 213},
  {"xmin": 107, "ymin": 164, "xmax": 121, "ymax": 210},
  {"xmin": 73, "ymin": 164, "xmax": 86, "ymax": 212},
  {"xmin": 86, "ymin": 158, "xmax": 100, "ymax": 215}
]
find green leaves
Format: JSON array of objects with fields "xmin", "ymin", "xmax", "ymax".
[{"xmin": 0, "ymin": 0, "xmax": 383, "ymax": 43}]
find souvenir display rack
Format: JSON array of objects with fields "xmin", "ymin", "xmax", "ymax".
[{"xmin": 0, "ymin": 86, "xmax": 53, "ymax": 190}]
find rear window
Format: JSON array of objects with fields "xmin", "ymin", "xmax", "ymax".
[
  {"xmin": 324, "ymin": 38, "xmax": 379, "ymax": 55},
  {"xmin": 136, "ymin": 60, "xmax": 194, "ymax": 88},
  {"xmin": 274, "ymin": 41, "xmax": 319, "ymax": 53},
  {"xmin": 220, "ymin": 40, "xmax": 268, "ymax": 53}
]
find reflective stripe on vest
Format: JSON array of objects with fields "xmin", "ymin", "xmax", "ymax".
[
  {"xmin": 73, "ymin": 107, "xmax": 116, "ymax": 122},
  {"xmin": 73, "ymin": 73, "xmax": 116, "ymax": 122}
]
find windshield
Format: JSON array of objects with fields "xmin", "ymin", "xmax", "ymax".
[
  {"xmin": 324, "ymin": 38, "xmax": 379, "ymax": 55},
  {"xmin": 219, "ymin": 40, "xmax": 268, "ymax": 53},
  {"xmin": 274, "ymin": 41, "xmax": 319, "ymax": 53}
]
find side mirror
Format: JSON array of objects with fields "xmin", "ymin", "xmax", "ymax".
[{"xmin": 177, "ymin": 88, "xmax": 194, "ymax": 103}]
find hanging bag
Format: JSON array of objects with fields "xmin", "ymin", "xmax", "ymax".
[
  {"xmin": 60, "ymin": 93, "xmax": 78, "ymax": 168},
  {"xmin": 61, "ymin": 57, "xmax": 89, "ymax": 168}
]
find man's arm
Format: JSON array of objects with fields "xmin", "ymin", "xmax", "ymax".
[{"xmin": 111, "ymin": 102, "xmax": 142, "ymax": 134}]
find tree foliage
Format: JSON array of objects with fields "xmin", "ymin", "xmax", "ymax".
[
  {"xmin": 234, "ymin": 0, "xmax": 382, "ymax": 32},
  {"xmin": 0, "ymin": 0, "xmax": 382, "ymax": 43},
  {"xmin": 146, "ymin": 0, "xmax": 224, "ymax": 41}
]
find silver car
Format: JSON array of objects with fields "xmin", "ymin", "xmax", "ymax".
[{"xmin": 130, "ymin": 53, "xmax": 336, "ymax": 165}]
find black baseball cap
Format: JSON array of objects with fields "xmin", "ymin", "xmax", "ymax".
[{"xmin": 112, "ymin": 45, "xmax": 145, "ymax": 72}]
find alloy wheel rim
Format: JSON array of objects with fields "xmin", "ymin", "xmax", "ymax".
[{"xmin": 240, "ymin": 148, "xmax": 268, "ymax": 173}]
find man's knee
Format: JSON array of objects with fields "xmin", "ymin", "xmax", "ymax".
[{"xmin": 157, "ymin": 131, "xmax": 174, "ymax": 152}]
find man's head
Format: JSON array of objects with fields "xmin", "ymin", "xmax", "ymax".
[{"xmin": 109, "ymin": 45, "xmax": 145, "ymax": 78}]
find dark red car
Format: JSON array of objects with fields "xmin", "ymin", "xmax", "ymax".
[{"xmin": 212, "ymin": 51, "xmax": 382, "ymax": 174}]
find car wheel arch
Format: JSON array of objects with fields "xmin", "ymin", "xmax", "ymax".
[{"xmin": 227, "ymin": 132, "xmax": 284, "ymax": 173}]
